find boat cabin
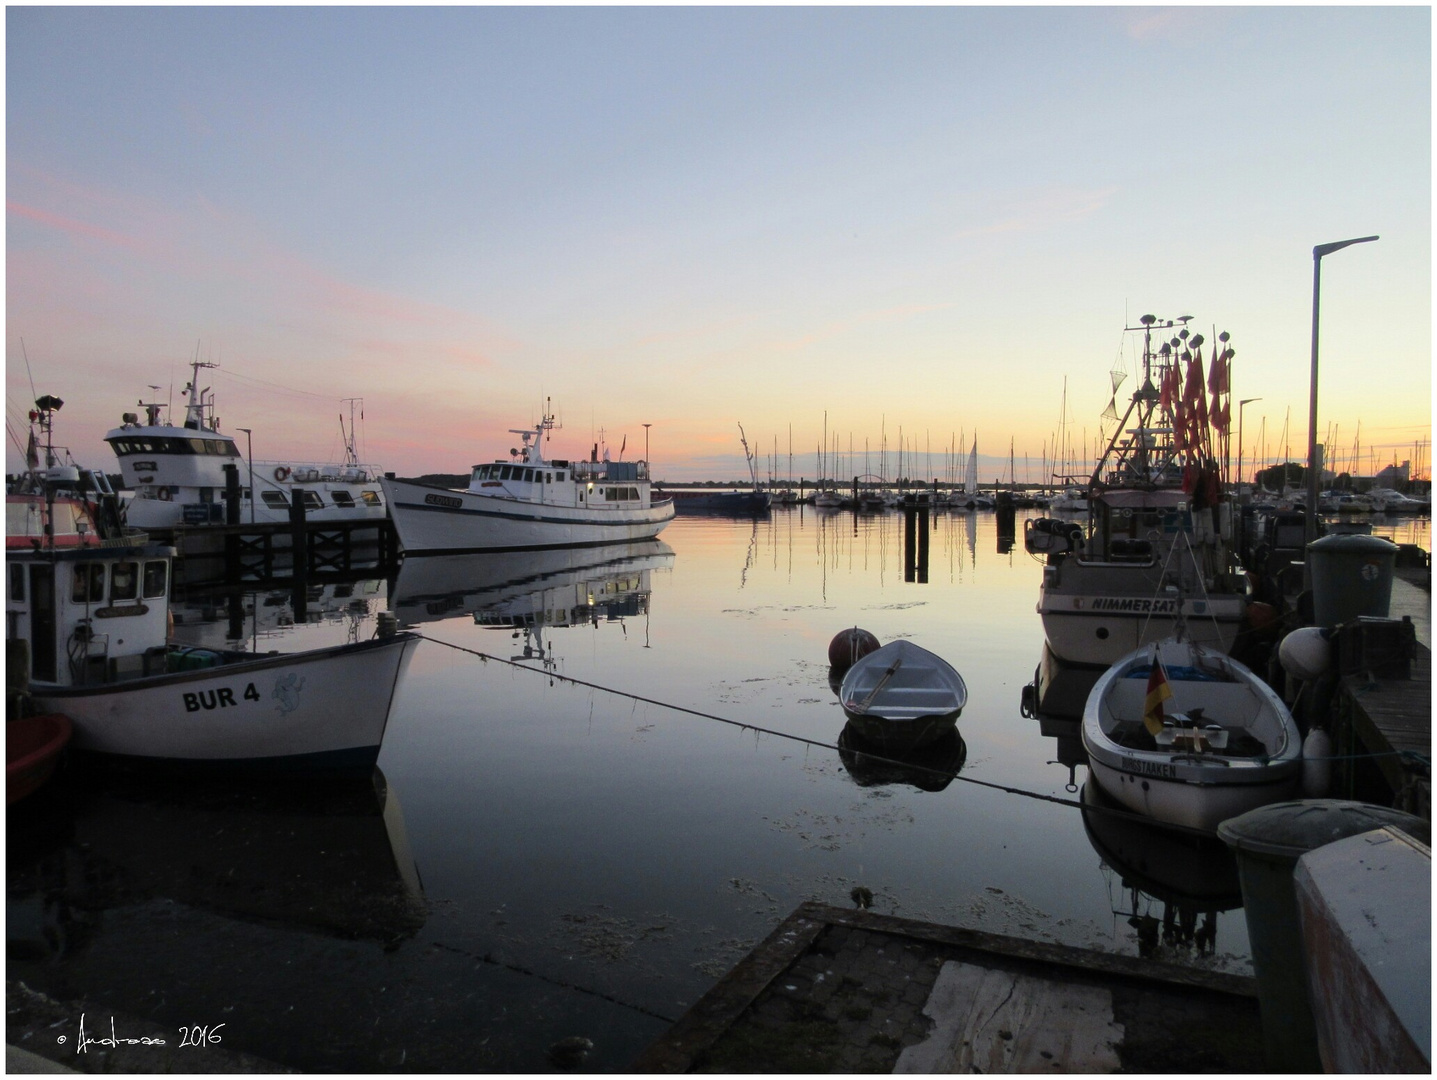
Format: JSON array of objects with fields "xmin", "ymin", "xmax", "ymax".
[
  {"xmin": 468, "ymin": 458, "xmax": 652, "ymax": 509},
  {"xmin": 7, "ymin": 542, "xmax": 175, "ymax": 688}
]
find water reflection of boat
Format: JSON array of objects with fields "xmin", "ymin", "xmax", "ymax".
[
  {"xmin": 1080, "ymin": 779, "xmax": 1240, "ymax": 960},
  {"xmin": 170, "ymin": 579, "xmax": 387, "ymax": 651},
  {"xmin": 388, "ymin": 540, "xmax": 675, "ymax": 629},
  {"xmin": 8, "ymin": 768, "xmax": 425, "ymax": 961},
  {"xmin": 837, "ymin": 724, "xmax": 966, "ymax": 792}
]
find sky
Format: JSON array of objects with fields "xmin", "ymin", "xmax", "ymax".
[{"xmin": 6, "ymin": 6, "xmax": 1431, "ymax": 483}]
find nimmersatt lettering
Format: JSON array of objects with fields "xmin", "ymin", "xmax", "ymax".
[{"xmin": 1088, "ymin": 597, "xmax": 1178, "ymax": 613}]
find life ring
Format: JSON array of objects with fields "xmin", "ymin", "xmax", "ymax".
[
  {"xmin": 273, "ymin": 466, "xmax": 291, "ymax": 482},
  {"xmin": 157, "ymin": 488, "xmax": 172, "ymax": 501}
]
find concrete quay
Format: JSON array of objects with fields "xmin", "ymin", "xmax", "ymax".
[{"xmin": 635, "ymin": 902, "xmax": 1263, "ymax": 1073}]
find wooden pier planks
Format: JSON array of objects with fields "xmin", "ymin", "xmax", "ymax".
[
  {"xmin": 634, "ymin": 902, "xmax": 1262, "ymax": 1073},
  {"xmin": 1338, "ymin": 642, "xmax": 1430, "ymax": 814}
]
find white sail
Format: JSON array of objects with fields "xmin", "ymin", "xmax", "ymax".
[{"xmin": 965, "ymin": 439, "xmax": 978, "ymax": 494}]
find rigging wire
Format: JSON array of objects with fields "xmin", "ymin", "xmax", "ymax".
[{"xmin": 412, "ymin": 632, "xmax": 1236, "ymax": 842}]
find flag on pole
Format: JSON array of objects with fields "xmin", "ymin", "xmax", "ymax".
[{"xmin": 1143, "ymin": 650, "xmax": 1173, "ymax": 735}]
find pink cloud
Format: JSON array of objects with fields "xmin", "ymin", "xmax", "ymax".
[{"xmin": 7, "ymin": 199, "xmax": 153, "ymax": 255}]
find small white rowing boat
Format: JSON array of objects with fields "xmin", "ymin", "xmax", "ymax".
[
  {"xmin": 1082, "ymin": 638, "xmax": 1301, "ymax": 833},
  {"xmin": 838, "ymin": 639, "xmax": 968, "ymax": 750}
]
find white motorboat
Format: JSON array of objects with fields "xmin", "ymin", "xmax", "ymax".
[
  {"xmin": 838, "ymin": 639, "xmax": 968, "ymax": 750},
  {"xmin": 1028, "ymin": 315, "xmax": 1247, "ymax": 667},
  {"xmin": 1081, "ymin": 638, "xmax": 1301, "ymax": 833},
  {"xmin": 106, "ymin": 358, "xmax": 388, "ymax": 529},
  {"xmin": 8, "ymin": 429, "xmax": 418, "ymax": 772},
  {"xmin": 381, "ymin": 407, "xmax": 674, "ymax": 554}
]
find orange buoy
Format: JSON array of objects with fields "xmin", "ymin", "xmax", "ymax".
[{"xmin": 828, "ymin": 627, "xmax": 880, "ymax": 673}]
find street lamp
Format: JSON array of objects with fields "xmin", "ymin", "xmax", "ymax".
[
  {"xmin": 236, "ymin": 428, "xmax": 254, "ymax": 524},
  {"xmin": 1306, "ymin": 235, "xmax": 1378, "ymax": 550},
  {"xmin": 1235, "ymin": 399, "xmax": 1261, "ymax": 558},
  {"xmin": 642, "ymin": 423, "xmax": 652, "ymax": 479}
]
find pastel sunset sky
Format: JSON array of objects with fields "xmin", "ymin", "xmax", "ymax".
[{"xmin": 6, "ymin": 6, "xmax": 1430, "ymax": 483}]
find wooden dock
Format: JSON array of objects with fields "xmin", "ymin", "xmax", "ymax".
[
  {"xmin": 634, "ymin": 902, "xmax": 1263, "ymax": 1073},
  {"xmin": 1333, "ymin": 639, "xmax": 1431, "ymax": 818},
  {"xmin": 149, "ymin": 518, "xmax": 397, "ymax": 587}
]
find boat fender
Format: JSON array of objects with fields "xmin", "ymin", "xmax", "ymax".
[
  {"xmin": 1278, "ymin": 626, "xmax": 1330, "ymax": 681},
  {"xmin": 274, "ymin": 466, "xmax": 291, "ymax": 482},
  {"xmin": 157, "ymin": 487, "xmax": 172, "ymax": 501},
  {"xmin": 1301, "ymin": 726, "xmax": 1333, "ymax": 797}
]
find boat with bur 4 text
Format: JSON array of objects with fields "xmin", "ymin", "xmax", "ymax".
[{"xmin": 9, "ymin": 402, "xmax": 418, "ymax": 772}]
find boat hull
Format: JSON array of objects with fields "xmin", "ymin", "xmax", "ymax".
[
  {"xmin": 841, "ymin": 710, "xmax": 959, "ymax": 751},
  {"xmin": 1085, "ymin": 756, "xmax": 1301, "ymax": 834},
  {"xmin": 30, "ymin": 634, "xmax": 419, "ymax": 771},
  {"xmin": 382, "ymin": 478, "xmax": 675, "ymax": 554},
  {"xmin": 7, "ymin": 713, "xmax": 73, "ymax": 804},
  {"xmin": 1039, "ymin": 560, "xmax": 1245, "ymax": 667}
]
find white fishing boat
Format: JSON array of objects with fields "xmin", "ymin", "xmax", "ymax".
[
  {"xmin": 1027, "ymin": 315, "xmax": 1247, "ymax": 667},
  {"xmin": 381, "ymin": 406, "xmax": 674, "ymax": 554},
  {"xmin": 8, "ymin": 424, "xmax": 418, "ymax": 772},
  {"xmin": 838, "ymin": 639, "xmax": 968, "ymax": 750},
  {"xmin": 1081, "ymin": 638, "xmax": 1301, "ymax": 833},
  {"xmin": 106, "ymin": 358, "xmax": 388, "ymax": 530}
]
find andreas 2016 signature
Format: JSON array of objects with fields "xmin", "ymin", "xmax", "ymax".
[{"xmin": 58, "ymin": 1013, "xmax": 225, "ymax": 1054}]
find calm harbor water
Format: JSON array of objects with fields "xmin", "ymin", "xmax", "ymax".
[{"xmin": 7, "ymin": 507, "xmax": 1429, "ymax": 1072}]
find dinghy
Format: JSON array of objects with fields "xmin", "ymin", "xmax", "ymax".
[
  {"xmin": 1081, "ymin": 638, "xmax": 1301, "ymax": 833},
  {"xmin": 838, "ymin": 639, "xmax": 968, "ymax": 750}
]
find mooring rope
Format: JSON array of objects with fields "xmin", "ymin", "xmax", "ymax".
[{"xmin": 414, "ymin": 632, "xmax": 1246, "ymax": 841}]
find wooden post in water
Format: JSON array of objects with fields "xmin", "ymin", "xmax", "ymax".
[
  {"xmin": 917, "ymin": 506, "xmax": 930, "ymax": 584},
  {"xmin": 904, "ymin": 506, "xmax": 917, "ymax": 582},
  {"xmin": 289, "ymin": 492, "xmax": 308, "ymax": 621}
]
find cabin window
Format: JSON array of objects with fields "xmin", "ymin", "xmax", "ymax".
[
  {"xmin": 301, "ymin": 491, "xmax": 324, "ymax": 510},
  {"xmin": 9, "ymin": 563, "xmax": 24, "ymax": 603},
  {"xmin": 499, "ymin": 466, "xmax": 512, "ymax": 481},
  {"xmin": 545, "ymin": 472, "xmax": 552, "ymax": 483},
  {"xmin": 555, "ymin": 471, "xmax": 565, "ymax": 482},
  {"xmin": 111, "ymin": 562, "xmax": 138, "ymax": 602},
  {"xmin": 524, "ymin": 468, "xmax": 535, "ymax": 483},
  {"xmin": 331, "ymin": 490, "xmax": 355, "ymax": 508},
  {"xmin": 261, "ymin": 491, "xmax": 290, "ymax": 509},
  {"xmin": 72, "ymin": 564, "xmax": 106, "ymax": 603},
  {"xmin": 143, "ymin": 561, "xmax": 168, "ymax": 599},
  {"xmin": 189, "ymin": 439, "xmax": 209, "ymax": 453},
  {"xmin": 360, "ymin": 490, "xmax": 382, "ymax": 507}
]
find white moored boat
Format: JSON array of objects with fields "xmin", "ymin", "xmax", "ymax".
[
  {"xmin": 106, "ymin": 358, "xmax": 388, "ymax": 530},
  {"xmin": 381, "ymin": 407, "xmax": 674, "ymax": 554},
  {"xmin": 8, "ymin": 429, "xmax": 418, "ymax": 772},
  {"xmin": 838, "ymin": 639, "xmax": 968, "ymax": 750},
  {"xmin": 1081, "ymin": 638, "xmax": 1301, "ymax": 833}
]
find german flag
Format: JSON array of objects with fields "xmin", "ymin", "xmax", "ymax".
[{"xmin": 1143, "ymin": 651, "xmax": 1173, "ymax": 735}]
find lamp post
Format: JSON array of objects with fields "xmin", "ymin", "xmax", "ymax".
[
  {"xmin": 642, "ymin": 423, "xmax": 652, "ymax": 478},
  {"xmin": 1235, "ymin": 399, "xmax": 1261, "ymax": 558},
  {"xmin": 237, "ymin": 427, "xmax": 254, "ymax": 524},
  {"xmin": 1306, "ymin": 235, "xmax": 1378, "ymax": 551}
]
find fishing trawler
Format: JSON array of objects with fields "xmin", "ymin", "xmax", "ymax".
[
  {"xmin": 106, "ymin": 359, "xmax": 387, "ymax": 529},
  {"xmin": 9, "ymin": 402, "xmax": 417, "ymax": 772},
  {"xmin": 381, "ymin": 405, "xmax": 674, "ymax": 554},
  {"xmin": 1026, "ymin": 315, "xmax": 1247, "ymax": 667}
]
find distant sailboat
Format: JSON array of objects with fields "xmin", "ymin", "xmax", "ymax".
[{"xmin": 960, "ymin": 438, "xmax": 993, "ymax": 509}]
